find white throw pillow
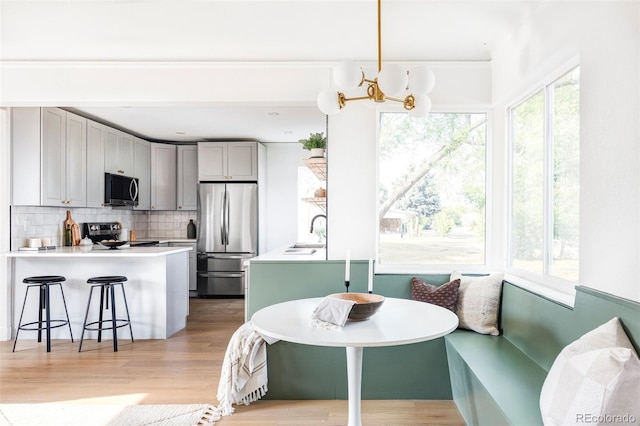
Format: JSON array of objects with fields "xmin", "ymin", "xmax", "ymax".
[
  {"xmin": 450, "ymin": 271, "xmax": 503, "ymax": 336},
  {"xmin": 540, "ymin": 318, "xmax": 640, "ymax": 426}
]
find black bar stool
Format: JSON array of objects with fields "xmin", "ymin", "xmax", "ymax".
[
  {"xmin": 79, "ymin": 276, "xmax": 134, "ymax": 352},
  {"xmin": 13, "ymin": 275, "xmax": 74, "ymax": 352}
]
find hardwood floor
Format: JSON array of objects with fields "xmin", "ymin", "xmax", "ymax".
[{"xmin": 0, "ymin": 298, "xmax": 464, "ymax": 425}]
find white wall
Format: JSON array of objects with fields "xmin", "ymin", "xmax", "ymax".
[
  {"xmin": 0, "ymin": 109, "xmax": 11, "ymax": 340},
  {"xmin": 327, "ymin": 105, "xmax": 378, "ymax": 260},
  {"xmin": 492, "ymin": 1, "xmax": 640, "ymax": 301},
  {"xmin": 263, "ymin": 143, "xmax": 310, "ymax": 252}
]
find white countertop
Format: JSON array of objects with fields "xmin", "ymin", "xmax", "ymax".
[
  {"xmin": 5, "ymin": 246, "xmax": 192, "ymax": 258},
  {"xmin": 250, "ymin": 245, "xmax": 326, "ymax": 261}
]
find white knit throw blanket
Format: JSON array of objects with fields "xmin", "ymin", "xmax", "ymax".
[{"xmin": 216, "ymin": 321, "xmax": 272, "ymax": 416}]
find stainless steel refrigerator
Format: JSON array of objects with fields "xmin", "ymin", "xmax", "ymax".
[{"xmin": 196, "ymin": 183, "xmax": 257, "ymax": 296}]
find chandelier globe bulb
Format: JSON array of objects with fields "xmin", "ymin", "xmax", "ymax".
[
  {"xmin": 317, "ymin": 89, "xmax": 342, "ymax": 115},
  {"xmin": 377, "ymin": 64, "xmax": 409, "ymax": 97},
  {"xmin": 333, "ymin": 61, "xmax": 363, "ymax": 90},
  {"xmin": 408, "ymin": 66, "xmax": 436, "ymax": 95},
  {"xmin": 408, "ymin": 95, "xmax": 432, "ymax": 118}
]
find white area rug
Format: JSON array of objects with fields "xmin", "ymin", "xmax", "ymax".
[{"xmin": 0, "ymin": 404, "xmax": 220, "ymax": 426}]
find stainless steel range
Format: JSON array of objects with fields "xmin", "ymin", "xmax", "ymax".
[
  {"xmin": 83, "ymin": 222, "xmax": 160, "ymax": 247},
  {"xmin": 82, "ymin": 222, "xmax": 159, "ymax": 247},
  {"xmin": 82, "ymin": 222, "xmax": 123, "ymax": 243}
]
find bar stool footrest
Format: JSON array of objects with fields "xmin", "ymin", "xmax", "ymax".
[
  {"xmin": 18, "ymin": 320, "xmax": 71, "ymax": 332},
  {"xmin": 83, "ymin": 319, "xmax": 132, "ymax": 332}
]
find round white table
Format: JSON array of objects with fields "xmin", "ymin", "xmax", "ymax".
[{"xmin": 251, "ymin": 297, "xmax": 459, "ymax": 426}]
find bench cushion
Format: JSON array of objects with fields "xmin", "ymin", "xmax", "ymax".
[{"xmin": 445, "ymin": 330, "xmax": 547, "ymax": 426}]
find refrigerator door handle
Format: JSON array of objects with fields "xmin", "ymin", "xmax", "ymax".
[
  {"xmin": 220, "ymin": 191, "xmax": 226, "ymax": 246},
  {"xmin": 225, "ymin": 191, "xmax": 231, "ymax": 246}
]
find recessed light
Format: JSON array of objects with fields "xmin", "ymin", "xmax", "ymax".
[
  {"xmin": 268, "ymin": 112, "xmax": 280, "ymax": 116},
  {"xmin": 284, "ymin": 130, "xmax": 293, "ymax": 134},
  {"xmin": 176, "ymin": 131, "xmax": 186, "ymax": 135}
]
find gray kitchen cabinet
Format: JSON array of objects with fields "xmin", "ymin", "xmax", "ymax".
[
  {"xmin": 133, "ymin": 137, "xmax": 151, "ymax": 210},
  {"xmin": 104, "ymin": 127, "xmax": 134, "ymax": 176},
  {"xmin": 52, "ymin": 110, "xmax": 87, "ymax": 207},
  {"xmin": 12, "ymin": 107, "xmax": 87, "ymax": 207},
  {"xmin": 197, "ymin": 141, "xmax": 257, "ymax": 181},
  {"xmin": 150, "ymin": 143, "xmax": 177, "ymax": 210},
  {"xmin": 177, "ymin": 145, "xmax": 197, "ymax": 211},
  {"xmin": 169, "ymin": 241, "xmax": 197, "ymax": 292},
  {"xmin": 11, "ymin": 108, "xmax": 42, "ymax": 206},
  {"xmin": 86, "ymin": 120, "xmax": 106, "ymax": 208}
]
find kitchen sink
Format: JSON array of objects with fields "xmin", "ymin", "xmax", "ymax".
[
  {"xmin": 283, "ymin": 248, "xmax": 317, "ymax": 255},
  {"xmin": 289, "ymin": 243, "xmax": 326, "ymax": 249}
]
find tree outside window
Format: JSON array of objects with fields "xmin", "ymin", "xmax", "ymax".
[
  {"xmin": 378, "ymin": 112, "xmax": 487, "ymax": 266},
  {"xmin": 509, "ymin": 66, "xmax": 580, "ymax": 283}
]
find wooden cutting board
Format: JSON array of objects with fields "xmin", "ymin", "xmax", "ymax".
[
  {"xmin": 71, "ymin": 222, "xmax": 81, "ymax": 246},
  {"xmin": 63, "ymin": 210, "xmax": 82, "ymax": 246}
]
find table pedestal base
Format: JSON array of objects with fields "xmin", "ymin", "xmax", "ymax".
[{"xmin": 346, "ymin": 346, "xmax": 363, "ymax": 426}]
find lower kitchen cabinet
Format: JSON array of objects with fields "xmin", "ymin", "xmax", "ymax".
[{"xmin": 169, "ymin": 241, "xmax": 197, "ymax": 292}]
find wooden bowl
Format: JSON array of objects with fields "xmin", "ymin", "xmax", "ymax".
[{"xmin": 329, "ymin": 293, "xmax": 385, "ymax": 321}]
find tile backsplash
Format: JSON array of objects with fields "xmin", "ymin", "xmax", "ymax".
[{"xmin": 10, "ymin": 206, "xmax": 196, "ymax": 250}]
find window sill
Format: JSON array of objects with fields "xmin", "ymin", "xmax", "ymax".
[
  {"xmin": 375, "ymin": 264, "xmax": 496, "ymax": 276},
  {"xmin": 503, "ymin": 273, "xmax": 576, "ymax": 308}
]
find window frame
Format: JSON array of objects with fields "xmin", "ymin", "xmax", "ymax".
[
  {"xmin": 375, "ymin": 105, "xmax": 494, "ymax": 275},
  {"xmin": 506, "ymin": 64, "xmax": 580, "ymax": 299}
]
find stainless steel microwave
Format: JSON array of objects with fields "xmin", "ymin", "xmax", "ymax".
[{"xmin": 104, "ymin": 173, "xmax": 139, "ymax": 207}]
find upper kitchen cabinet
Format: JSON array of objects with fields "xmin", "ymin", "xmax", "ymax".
[
  {"xmin": 86, "ymin": 120, "xmax": 106, "ymax": 208},
  {"xmin": 177, "ymin": 145, "xmax": 197, "ymax": 210},
  {"xmin": 45, "ymin": 109, "xmax": 87, "ymax": 207},
  {"xmin": 197, "ymin": 141, "xmax": 258, "ymax": 181},
  {"xmin": 11, "ymin": 108, "xmax": 42, "ymax": 206},
  {"xmin": 104, "ymin": 127, "xmax": 134, "ymax": 176},
  {"xmin": 11, "ymin": 107, "xmax": 87, "ymax": 207},
  {"xmin": 133, "ymin": 137, "xmax": 151, "ymax": 210},
  {"xmin": 150, "ymin": 143, "xmax": 177, "ymax": 210}
]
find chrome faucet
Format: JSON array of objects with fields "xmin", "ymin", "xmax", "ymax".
[{"xmin": 309, "ymin": 214, "xmax": 327, "ymax": 233}]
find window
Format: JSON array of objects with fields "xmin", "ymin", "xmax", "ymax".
[
  {"xmin": 509, "ymin": 66, "xmax": 580, "ymax": 284},
  {"xmin": 378, "ymin": 112, "xmax": 488, "ymax": 267}
]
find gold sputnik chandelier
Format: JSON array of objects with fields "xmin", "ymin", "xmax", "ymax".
[{"xmin": 317, "ymin": 0, "xmax": 435, "ymax": 117}]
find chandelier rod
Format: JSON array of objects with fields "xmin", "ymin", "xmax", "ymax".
[{"xmin": 377, "ymin": 0, "xmax": 382, "ymax": 73}]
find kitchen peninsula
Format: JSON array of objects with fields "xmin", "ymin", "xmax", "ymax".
[{"xmin": 6, "ymin": 245, "xmax": 191, "ymax": 341}]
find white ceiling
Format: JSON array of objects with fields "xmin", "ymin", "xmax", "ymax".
[
  {"xmin": 69, "ymin": 106, "xmax": 328, "ymax": 144},
  {"xmin": 2, "ymin": 0, "xmax": 542, "ymax": 143}
]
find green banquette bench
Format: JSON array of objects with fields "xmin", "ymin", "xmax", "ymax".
[{"xmin": 247, "ymin": 260, "xmax": 640, "ymax": 425}]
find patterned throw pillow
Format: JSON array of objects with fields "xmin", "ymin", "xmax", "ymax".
[
  {"xmin": 540, "ymin": 318, "xmax": 640, "ymax": 426},
  {"xmin": 451, "ymin": 271, "xmax": 503, "ymax": 335},
  {"xmin": 411, "ymin": 277, "xmax": 460, "ymax": 312}
]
